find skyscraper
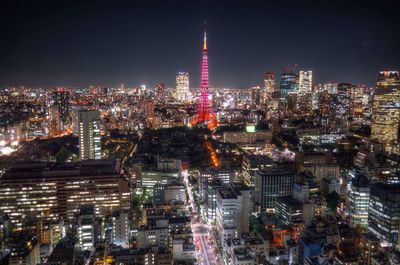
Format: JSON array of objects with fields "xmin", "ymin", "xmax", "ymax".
[
  {"xmin": 263, "ymin": 72, "xmax": 276, "ymax": 94},
  {"xmin": 261, "ymin": 72, "xmax": 275, "ymax": 106},
  {"xmin": 194, "ymin": 27, "xmax": 217, "ymax": 129},
  {"xmin": 347, "ymin": 175, "xmax": 370, "ymax": 228},
  {"xmin": 144, "ymin": 100, "xmax": 155, "ymax": 119},
  {"xmin": 299, "ymin": 70, "xmax": 312, "ymax": 93},
  {"xmin": 280, "ymin": 70, "xmax": 299, "ymax": 100},
  {"xmin": 297, "ymin": 71, "xmax": 313, "ymax": 114},
  {"xmin": 78, "ymin": 109, "xmax": 101, "ymax": 160},
  {"xmin": 78, "ymin": 205, "xmax": 96, "ymax": 250},
  {"xmin": 335, "ymin": 82, "xmax": 354, "ymax": 131},
  {"xmin": 368, "ymin": 183, "xmax": 400, "ymax": 245},
  {"xmin": 371, "ymin": 71, "xmax": 400, "ymax": 154},
  {"xmin": 53, "ymin": 89, "xmax": 71, "ymax": 127},
  {"xmin": 155, "ymin": 83, "xmax": 165, "ymax": 101},
  {"xmin": 261, "ymin": 72, "xmax": 280, "ymax": 119},
  {"xmin": 176, "ymin": 72, "xmax": 189, "ymax": 101},
  {"xmin": 376, "ymin": 70, "xmax": 400, "ymax": 88},
  {"xmin": 48, "ymin": 106, "xmax": 61, "ymax": 136}
]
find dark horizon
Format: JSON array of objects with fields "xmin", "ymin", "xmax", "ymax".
[{"xmin": 1, "ymin": 0, "xmax": 400, "ymax": 88}]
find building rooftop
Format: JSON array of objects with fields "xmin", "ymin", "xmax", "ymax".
[
  {"xmin": 276, "ymin": 196, "xmax": 303, "ymax": 208},
  {"xmin": 217, "ymin": 186, "xmax": 237, "ymax": 199},
  {"xmin": 257, "ymin": 166, "xmax": 295, "ymax": 176},
  {"xmin": 2, "ymin": 160, "xmax": 118, "ymax": 180},
  {"xmin": 244, "ymin": 154, "xmax": 274, "ymax": 165},
  {"xmin": 371, "ymin": 182, "xmax": 400, "ymax": 192},
  {"xmin": 233, "ymin": 248, "xmax": 255, "ymax": 261}
]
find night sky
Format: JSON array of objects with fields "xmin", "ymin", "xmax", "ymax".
[{"xmin": 1, "ymin": 0, "xmax": 400, "ymax": 88}]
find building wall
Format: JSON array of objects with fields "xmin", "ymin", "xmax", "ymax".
[
  {"xmin": 0, "ymin": 161, "xmax": 130, "ymax": 225},
  {"xmin": 254, "ymin": 168, "xmax": 295, "ymax": 211}
]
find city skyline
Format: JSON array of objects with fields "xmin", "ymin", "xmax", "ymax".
[
  {"xmin": 0, "ymin": 1, "xmax": 400, "ymax": 264},
  {"xmin": 1, "ymin": 0, "xmax": 400, "ymax": 88}
]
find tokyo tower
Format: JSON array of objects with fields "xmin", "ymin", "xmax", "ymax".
[{"xmin": 194, "ymin": 27, "xmax": 218, "ymax": 129}]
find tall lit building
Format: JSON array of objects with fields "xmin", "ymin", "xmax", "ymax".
[
  {"xmin": 216, "ymin": 184, "xmax": 251, "ymax": 244},
  {"xmin": 318, "ymin": 91, "xmax": 333, "ymax": 127},
  {"xmin": 48, "ymin": 106, "xmax": 61, "ymax": 136},
  {"xmin": 53, "ymin": 89, "xmax": 71, "ymax": 126},
  {"xmin": 347, "ymin": 175, "xmax": 370, "ymax": 228},
  {"xmin": 297, "ymin": 71, "xmax": 313, "ymax": 113},
  {"xmin": 261, "ymin": 72, "xmax": 275, "ymax": 108},
  {"xmin": 203, "ymin": 179, "xmax": 224, "ymax": 224},
  {"xmin": 112, "ymin": 211, "xmax": 130, "ymax": 248},
  {"xmin": 261, "ymin": 72, "xmax": 279, "ymax": 119},
  {"xmin": 156, "ymin": 83, "xmax": 165, "ymax": 101},
  {"xmin": 350, "ymin": 84, "xmax": 366, "ymax": 121},
  {"xmin": 376, "ymin": 70, "xmax": 400, "ymax": 88},
  {"xmin": 251, "ymin": 86, "xmax": 261, "ymax": 107},
  {"xmin": 299, "ymin": 70, "xmax": 312, "ymax": 93},
  {"xmin": 144, "ymin": 100, "xmax": 155, "ymax": 119},
  {"xmin": 280, "ymin": 71, "xmax": 299, "ymax": 99},
  {"xmin": 0, "ymin": 160, "xmax": 130, "ymax": 226},
  {"xmin": 78, "ymin": 205, "xmax": 96, "ymax": 251},
  {"xmin": 371, "ymin": 71, "xmax": 400, "ymax": 154},
  {"xmin": 78, "ymin": 109, "xmax": 101, "ymax": 160},
  {"xmin": 176, "ymin": 72, "xmax": 190, "ymax": 101},
  {"xmin": 335, "ymin": 82, "xmax": 354, "ymax": 131},
  {"xmin": 368, "ymin": 183, "xmax": 400, "ymax": 246},
  {"xmin": 337, "ymin": 83, "xmax": 353, "ymax": 115},
  {"xmin": 323, "ymin": 82, "xmax": 338, "ymax": 94}
]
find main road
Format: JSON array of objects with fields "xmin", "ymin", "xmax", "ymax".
[{"xmin": 183, "ymin": 170, "xmax": 221, "ymax": 265}]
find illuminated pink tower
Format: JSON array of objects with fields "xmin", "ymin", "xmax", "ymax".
[{"xmin": 195, "ymin": 27, "xmax": 217, "ymax": 129}]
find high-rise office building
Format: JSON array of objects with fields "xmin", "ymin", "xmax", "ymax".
[
  {"xmin": 331, "ymin": 83, "xmax": 354, "ymax": 132},
  {"xmin": 48, "ymin": 106, "xmax": 61, "ymax": 136},
  {"xmin": 280, "ymin": 71, "xmax": 299, "ymax": 99},
  {"xmin": 216, "ymin": 184, "xmax": 251, "ymax": 245},
  {"xmin": 336, "ymin": 83, "xmax": 353, "ymax": 118},
  {"xmin": 371, "ymin": 71, "xmax": 400, "ymax": 154},
  {"xmin": 299, "ymin": 70, "xmax": 312, "ymax": 93},
  {"xmin": 78, "ymin": 109, "xmax": 101, "ymax": 160},
  {"xmin": 203, "ymin": 179, "xmax": 225, "ymax": 224},
  {"xmin": 0, "ymin": 160, "xmax": 130, "ymax": 226},
  {"xmin": 350, "ymin": 84, "xmax": 366, "ymax": 121},
  {"xmin": 262, "ymin": 72, "xmax": 276, "ymax": 102},
  {"xmin": 323, "ymin": 82, "xmax": 338, "ymax": 94},
  {"xmin": 112, "ymin": 211, "xmax": 130, "ymax": 248},
  {"xmin": 368, "ymin": 183, "xmax": 400, "ymax": 245},
  {"xmin": 53, "ymin": 89, "xmax": 71, "ymax": 126},
  {"xmin": 176, "ymin": 72, "xmax": 190, "ymax": 101},
  {"xmin": 156, "ymin": 83, "xmax": 165, "ymax": 101},
  {"xmin": 376, "ymin": 70, "xmax": 400, "ymax": 88},
  {"xmin": 261, "ymin": 72, "xmax": 276, "ymax": 115},
  {"xmin": 347, "ymin": 175, "xmax": 370, "ymax": 228},
  {"xmin": 144, "ymin": 100, "xmax": 155, "ymax": 119},
  {"xmin": 264, "ymin": 72, "xmax": 276, "ymax": 94},
  {"xmin": 78, "ymin": 205, "xmax": 96, "ymax": 251},
  {"xmin": 251, "ymin": 86, "xmax": 261, "ymax": 107},
  {"xmin": 318, "ymin": 91, "xmax": 333, "ymax": 128},
  {"xmin": 254, "ymin": 166, "xmax": 295, "ymax": 212}
]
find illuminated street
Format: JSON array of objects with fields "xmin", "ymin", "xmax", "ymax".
[
  {"xmin": 183, "ymin": 169, "xmax": 220, "ymax": 265},
  {"xmin": 1, "ymin": 1, "xmax": 400, "ymax": 264}
]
